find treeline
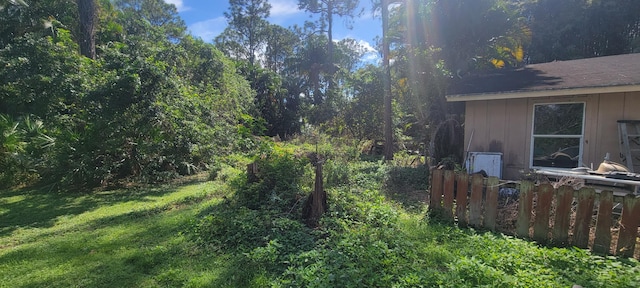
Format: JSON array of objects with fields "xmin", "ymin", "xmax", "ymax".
[
  {"xmin": 1, "ymin": 0, "xmax": 638, "ymax": 189},
  {"xmin": 0, "ymin": 0, "xmax": 255, "ymax": 188}
]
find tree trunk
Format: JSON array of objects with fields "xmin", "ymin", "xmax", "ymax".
[
  {"xmin": 77, "ymin": 0, "xmax": 97, "ymax": 59},
  {"xmin": 326, "ymin": 2, "xmax": 336, "ymax": 105},
  {"xmin": 303, "ymin": 160, "xmax": 327, "ymax": 227},
  {"xmin": 382, "ymin": 0, "xmax": 394, "ymax": 160}
]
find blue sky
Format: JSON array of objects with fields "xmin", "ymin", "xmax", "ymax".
[{"xmin": 163, "ymin": 0, "xmax": 382, "ymax": 62}]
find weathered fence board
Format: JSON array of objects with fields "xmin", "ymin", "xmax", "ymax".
[
  {"xmin": 552, "ymin": 186, "xmax": 573, "ymax": 246},
  {"xmin": 429, "ymin": 170, "xmax": 640, "ymax": 259},
  {"xmin": 456, "ymin": 174, "xmax": 469, "ymax": 227},
  {"xmin": 516, "ymin": 181, "xmax": 534, "ymax": 238},
  {"xmin": 443, "ymin": 170, "xmax": 455, "ymax": 220},
  {"xmin": 617, "ymin": 195, "xmax": 640, "ymax": 257},
  {"xmin": 469, "ymin": 174, "xmax": 484, "ymax": 227},
  {"xmin": 593, "ymin": 190, "xmax": 613, "ymax": 254},
  {"xmin": 573, "ymin": 188, "xmax": 596, "ymax": 249},
  {"xmin": 533, "ymin": 184, "xmax": 554, "ymax": 244},
  {"xmin": 430, "ymin": 169, "xmax": 443, "ymax": 210},
  {"xmin": 484, "ymin": 177, "xmax": 499, "ymax": 230}
]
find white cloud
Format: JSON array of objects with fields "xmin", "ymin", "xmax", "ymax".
[
  {"xmin": 188, "ymin": 17, "xmax": 227, "ymax": 42},
  {"xmin": 270, "ymin": 0, "xmax": 301, "ymax": 17},
  {"xmin": 358, "ymin": 40, "xmax": 380, "ymax": 64},
  {"xmin": 164, "ymin": 0, "xmax": 189, "ymax": 12},
  {"xmin": 357, "ymin": 39, "xmax": 377, "ymax": 54},
  {"xmin": 334, "ymin": 37, "xmax": 380, "ymax": 64}
]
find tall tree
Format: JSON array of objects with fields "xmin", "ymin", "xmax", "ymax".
[
  {"xmin": 344, "ymin": 64, "xmax": 384, "ymax": 141},
  {"xmin": 380, "ymin": 0, "xmax": 394, "ymax": 160},
  {"xmin": 114, "ymin": 0, "xmax": 186, "ymax": 41},
  {"xmin": 298, "ymin": 0, "xmax": 361, "ymax": 103},
  {"xmin": 264, "ymin": 24, "xmax": 299, "ymax": 73},
  {"xmin": 77, "ymin": 0, "xmax": 97, "ymax": 59},
  {"xmin": 524, "ymin": 0, "xmax": 640, "ymax": 63},
  {"xmin": 217, "ymin": 0, "xmax": 271, "ymax": 66},
  {"xmin": 427, "ymin": 0, "xmax": 529, "ymax": 74}
]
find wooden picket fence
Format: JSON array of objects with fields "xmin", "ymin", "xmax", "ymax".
[{"xmin": 429, "ymin": 169, "xmax": 640, "ymax": 258}]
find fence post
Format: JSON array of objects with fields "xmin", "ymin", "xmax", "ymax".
[
  {"xmin": 593, "ymin": 190, "xmax": 613, "ymax": 254},
  {"xmin": 516, "ymin": 181, "xmax": 534, "ymax": 238},
  {"xmin": 430, "ymin": 169, "xmax": 444, "ymax": 210},
  {"xmin": 443, "ymin": 170, "xmax": 455, "ymax": 221},
  {"xmin": 469, "ymin": 174, "xmax": 484, "ymax": 227},
  {"xmin": 483, "ymin": 177, "xmax": 499, "ymax": 230},
  {"xmin": 247, "ymin": 162, "xmax": 259, "ymax": 183},
  {"xmin": 456, "ymin": 174, "xmax": 469, "ymax": 227},
  {"xmin": 552, "ymin": 186, "xmax": 574, "ymax": 246},
  {"xmin": 533, "ymin": 183, "xmax": 554, "ymax": 244},
  {"xmin": 616, "ymin": 195, "xmax": 640, "ymax": 258},
  {"xmin": 573, "ymin": 187, "xmax": 596, "ymax": 249}
]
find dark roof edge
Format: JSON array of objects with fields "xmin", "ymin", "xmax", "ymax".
[{"xmin": 446, "ymin": 84, "xmax": 640, "ymax": 102}]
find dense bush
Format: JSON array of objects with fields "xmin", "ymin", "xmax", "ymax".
[
  {"xmin": 0, "ymin": 115, "xmax": 51, "ymax": 188},
  {"xmin": 195, "ymin": 145, "xmax": 317, "ymax": 278},
  {"xmin": 233, "ymin": 144, "xmax": 310, "ymax": 212},
  {"xmin": 0, "ymin": 17, "xmax": 254, "ymax": 188}
]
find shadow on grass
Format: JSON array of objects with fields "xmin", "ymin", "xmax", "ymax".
[
  {"xmin": 383, "ymin": 165, "xmax": 430, "ymax": 213},
  {"xmin": 0, "ymin": 188, "xmax": 218, "ymax": 287},
  {"xmin": 0, "ymin": 182, "xmax": 191, "ymax": 238}
]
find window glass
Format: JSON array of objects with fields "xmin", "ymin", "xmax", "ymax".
[
  {"xmin": 534, "ymin": 104, "xmax": 583, "ymax": 135},
  {"xmin": 532, "ymin": 103, "xmax": 584, "ymax": 168}
]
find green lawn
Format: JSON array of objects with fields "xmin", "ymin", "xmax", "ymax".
[{"xmin": 0, "ymin": 179, "xmax": 237, "ymax": 287}]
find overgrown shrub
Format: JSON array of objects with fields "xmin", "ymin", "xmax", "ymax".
[
  {"xmin": 233, "ymin": 145, "xmax": 310, "ymax": 212},
  {"xmin": 195, "ymin": 146, "xmax": 317, "ymax": 278},
  {"xmin": 384, "ymin": 165, "xmax": 429, "ymax": 191},
  {"xmin": 323, "ymin": 159, "xmax": 350, "ymax": 188}
]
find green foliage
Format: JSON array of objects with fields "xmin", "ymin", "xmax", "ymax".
[
  {"xmin": 216, "ymin": 0, "xmax": 271, "ymax": 66},
  {"xmin": 0, "ymin": 1, "xmax": 255, "ymax": 188},
  {"xmin": 0, "ymin": 114, "xmax": 53, "ymax": 188},
  {"xmin": 525, "ymin": 0, "xmax": 640, "ymax": 63},
  {"xmin": 384, "ymin": 164, "xmax": 429, "ymax": 191},
  {"xmin": 237, "ymin": 144, "xmax": 310, "ymax": 211},
  {"xmin": 343, "ymin": 65, "xmax": 384, "ymax": 141},
  {"xmin": 323, "ymin": 159, "xmax": 350, "ymax": 188}
]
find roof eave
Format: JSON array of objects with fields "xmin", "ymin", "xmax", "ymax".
[{"xmin": 445, "ymin": 84, "xmax": 640, "ymax": 102}]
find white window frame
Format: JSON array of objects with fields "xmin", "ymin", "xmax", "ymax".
[{"xmin": 530, "ymin": 102, "xmax": 586, "ymax": 169}]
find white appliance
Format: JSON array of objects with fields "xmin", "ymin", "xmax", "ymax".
[{"xmin": 466, "ymin": 152, "xmax": 503, "ymax": 178}]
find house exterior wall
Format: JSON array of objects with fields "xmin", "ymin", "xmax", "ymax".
[{"xmin": 463, "ymin": 91, "xmax": 640, "ymax": 179}]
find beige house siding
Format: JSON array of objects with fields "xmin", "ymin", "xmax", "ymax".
[{"xmin": 463, "ymin": 91, "xmax": 640, "ymax": 179}]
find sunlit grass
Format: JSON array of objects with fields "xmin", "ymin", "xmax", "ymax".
[{"xmin": 0, "ymin": 180, "xmax": 230, "ymax": 287}]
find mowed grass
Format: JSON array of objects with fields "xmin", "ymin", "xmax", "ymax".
[{"xmin": 0, "ymin": 178, "xmax": 238, "ymax": 288}]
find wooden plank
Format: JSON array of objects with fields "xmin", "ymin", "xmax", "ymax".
[
  {"xmin": 442, "ymin": 170, "xmax": 455, "ymax": 221},
  {"xmin": 455, "ymin": 174, "xmax": 469, "ymax": 227},
  {"xmin": 593, "ymin": 93, "xmax": 623, "ymax": 164},
  {"xmin": 623, "ymin": 91, "xmax": 640, "ymax": 120},
  {"xmin": 516, "ymin": 181, "xmax": 534, "ymax": 238},
  {"xmin": 468, "ymin": 101, "xmax": 489, "ymax": 151},
  {"xmin": 469, "ymin": 174, "xmax": 484, "ymax": 227},
  {"xmin": 533, "ymin": 184, "xmax": 554, "ymax": 244},
  {"xmin": 430, "ymin": 169, "xmax": 443, "ymax": 210},
  {"xmin": 504, "ymin": 98, "xmax": 528, "ymax": 178},
  {"xmin": 593, "ymin": 190, "xmax": 614, "ymax": 254},
  {"xmin": 483, "ymin": 177, "xmax": 499, "ymax": 230},
  {"xmin": 616, "ymin": 194, "xmax": 640, "ymax": 258},
  {"xmin": 573, "ymin": 188, "xmax": 596, "ymax": 249},
  {"xmin": 552, "ymin": 186, "xmax": 574, "ymax": 246},
  {"xmin": 487, "ymin": 99, "xmax": 506, "ymax": 153}
]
